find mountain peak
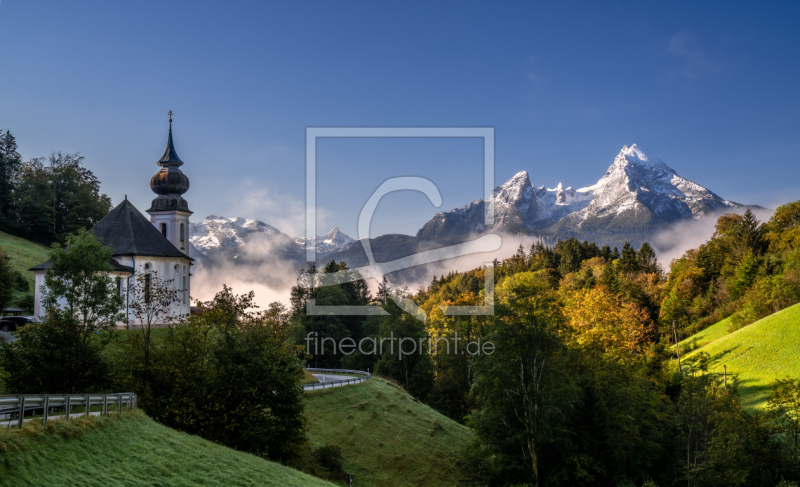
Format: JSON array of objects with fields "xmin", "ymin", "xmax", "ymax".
[
  {"xmin": 326, "ymin": 226, "xmax": 341, "ymax": 237},
  {"xmin": 615, "ymin": 144, "xmax": 668, "ymax": 169}
]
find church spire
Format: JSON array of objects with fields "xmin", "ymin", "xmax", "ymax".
[
  {"xmin": 149, "ymin": 111, "xmax": 191, "ymax": 213},
  {"xmin": 158, "ymin": 110, "xmax": 184, "ymax": 167}
]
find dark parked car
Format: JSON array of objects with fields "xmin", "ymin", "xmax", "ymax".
[{"xmin": 0, "ymin": 316, "xmax": 34, "ymax": 332}]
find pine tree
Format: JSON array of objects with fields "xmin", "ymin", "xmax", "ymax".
[
  {"xmin": 638, "ymin": 242, "xmax": 658, "ymax": 273},
  {"xmin": 618, "ymin": 242, "xmax": 640, "ymax": 274},
  {"xmin": 377, "ymin": 276, "xmax": 389, "ymax": 304},
  {"xmin": 0, "ymin": 130, "xmax": 22, "ymax": 231}
]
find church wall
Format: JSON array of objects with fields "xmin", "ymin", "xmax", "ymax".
[
  {"xmin": 32, "ymin": 256, "xmax": 191, "ymax": 329},
  {"xmin": 117, "ymin": 256, "xmax": 192, "ymax": 329}
]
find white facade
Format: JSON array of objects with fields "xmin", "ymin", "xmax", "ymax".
[{"xmin": 32, "ymin": 255, "xmax": 192, "ymax": 327}]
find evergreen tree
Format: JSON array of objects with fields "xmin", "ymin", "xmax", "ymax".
[
  {"xmin": 0, "ymin": 130, "xmax": 22, "ymax": 232},
  {"xmin": 638, "ymin": 241, "xmax": 659, "ymax": 273},
  {"xmin": 377, "ymin": 276, "xmax": 389, "ymax": 304},
  {"xmin": 618, "ymin": 241, "xmax": 640, "ymax": 274}
]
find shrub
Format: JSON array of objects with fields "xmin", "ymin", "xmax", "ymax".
[
  {"xmin": 0, "ymin": 313, "xmax": 110, "ymax": 394},
  {"xmin": 132, "ymin": 287, "xmax": 307, "ymax": 463}
]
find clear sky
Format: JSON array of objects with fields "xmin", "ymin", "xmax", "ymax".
[{"xmin": 1, "ymin": 1, "xmax": 798, "ymax": 239}]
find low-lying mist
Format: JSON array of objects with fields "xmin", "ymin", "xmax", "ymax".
[{"xmin": 191, "ymin": 206, "xmax": 776, "ymax": 309}]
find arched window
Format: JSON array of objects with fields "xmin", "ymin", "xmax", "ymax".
[
  {"xmin": 161, "ymin": 223, "xmax": 167, "ymax": 237},
  {"xmin": 116, "ymin": 277, "xmax": 123, "ymax": 296},
  {"xmin": 180, "ymin": 224, "xmax": 185, "ymax": 242},
  {"xmin": 183, "ymin": 275, "xmax": 187, "ymax": 304}
]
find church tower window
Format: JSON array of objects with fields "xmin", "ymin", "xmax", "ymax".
[
  {"xmin": 180, "ymin": 224, "xmax": 185, "ymax": 243},
  {"xmin": 161, "ymin": 223, "xmax": 167, "ymax": 237}
]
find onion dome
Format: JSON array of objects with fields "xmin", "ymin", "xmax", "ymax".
[{"xmin": 149, "ymin": 112, "xmax": 192, "ymax": 213}]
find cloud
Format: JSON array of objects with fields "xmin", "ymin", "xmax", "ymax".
[
  {"xmin": 650, "ymin": 207, "xmax": 775, "ymax": 267},
  {"xmin": 191, "ymin": 231, "xmax": 304, "ymax": 310},
  {"xmin": 218, "ymin": 178, "xmax": 332, "ymax": 239},
  {"xmin": 665, "ymin": 31, "xmax": 719, "ymax": 80}
]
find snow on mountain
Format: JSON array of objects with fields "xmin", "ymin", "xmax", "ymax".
[
  {"xmin": 295, "ymin": 226, "xmax": 356, "ymax": 257},
  {"xmin": 189, "ymin": 216, "xmax": 354, "ymax": 260},
  {"xmin": 417, "ymin": 144, "xmax": 740, "ymax": 240},
  {"xmin": 564, "ymin": 144, "xmax": 738, "ymax": 227},
  {"xmin": 189, "ymin": 215, "xmax": 297, "ymax": 257}
]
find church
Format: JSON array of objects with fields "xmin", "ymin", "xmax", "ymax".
[{"xmin": 30, "ymin": 114, "xmax": 194, "ymax": 326}]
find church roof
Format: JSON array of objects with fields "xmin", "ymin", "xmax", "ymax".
[
  {"xmin": 29, "ymin": 257, "xmax": 135, "ymax": 273},
  {"xmin": 30, "ymin": 200, "xmax": 191, "ymax": 271},
  {"xmin": 91, "ymin": 199, "xmax": 193, "ymax": 260}
]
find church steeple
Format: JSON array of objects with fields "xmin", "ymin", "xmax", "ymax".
[
  {"xmin": 158, "ymin": 111, "xmax": 184, "ymax": 167},
  {"xmin": 149, "ymin": 111, "xmax": 191, "ymax": 213}
]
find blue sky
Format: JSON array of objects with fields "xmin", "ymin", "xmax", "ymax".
[{"xmin": 1, "ymin": 1, "xmax": 798, "ymax": 239}]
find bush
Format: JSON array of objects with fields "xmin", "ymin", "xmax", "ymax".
[
  {"xmin": 127, "ymin": 287, "xmax": 308, "ymax": 463},
  {"xmin": 13, "ymin": 293, "xmax": 33, "ymax": 311},
  {"xmin": 312, "ymin": 444, "xmax": 344, "ymax": 474},
  {"xmin": 0, "ymin": 313, "xmax": 110, "ymax": 394},
  {"xmin": 12, "ymin": 271, "xmax": 29, "ymax": 292}
]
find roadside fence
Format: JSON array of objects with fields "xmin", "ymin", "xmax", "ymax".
[
  {"xmin": 0, "ymin": 392, "xmax": 138, "ymax": 429},
  {"xmin": 303, "ymin": 368, "xmax": 370, "ymax": 391}
]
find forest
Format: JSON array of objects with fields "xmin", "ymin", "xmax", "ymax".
[{"xmin": 289, "ymin": 205, "xmax": 800, "ymax": 487}]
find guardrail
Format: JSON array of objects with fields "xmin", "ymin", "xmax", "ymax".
[
  {"xmin": 303, "ymin": 368, "xmax": 370, "ymax": 391},
  {"xmin": 0, "ymin": 392, "xmax": 137, "ymax": 429}
]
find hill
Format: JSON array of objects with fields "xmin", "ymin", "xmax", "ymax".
[
  {"xmin": 0, "ymin": 230, "xmax": 50, "ymax": 291},
  {"xmin": 0, "ymin": 410, "xmax": 335, "ymax": 487},
  {"xmin": 303, "ymin": 378, "xmax": 474, "ymax": 487},
  {"xmin": 680, "ymin": 303, "xmax": 800, "ymax": 409}
]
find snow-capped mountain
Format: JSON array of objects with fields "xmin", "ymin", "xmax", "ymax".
[
  {"xmin": 190, "ymin": 215, "xmax": 297, "ymax": 257},
  {"xmin": 295, "ymin": 226, "xmax": 356, "ymax": 257},
  {"xmin": 417, "ymin": 144, "xmax": 742, "ymax": 241},
  {"xmin": 189, "ymin": 216, "xmax": 354, "ymax": 261}
]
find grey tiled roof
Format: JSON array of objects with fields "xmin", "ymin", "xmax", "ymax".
[
  {"xmin": 91, "ymin": 199, "xmax": 192, "ymax": 260},
  {"xmin": 29, "ymin": 258, "xmax": 134, "ymax": 273},
  {"xmin": 29, "ymin": 199, "xmax": 192, "ymax": 270}
]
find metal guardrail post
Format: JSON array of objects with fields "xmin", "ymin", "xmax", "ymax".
[
  {"xmin": 118, "ymin": 394, "xmax": 123, "ymax": 414},
  {"xmin": 66, "ymin": 396, "xmax": 71, "ymax": 421},
  {"xmin": 85, "ymin": 395, "xmax": 90, "ymax": 418},
  {"xmin": 17, "ymin": 397, "xmax": 25, "ymax": 429},
  {"xmin": 43, "ymin": 395, "xmax": 50, "ymax": 425},
  {"xmin": 103, "ymin": 395, "xmax": 108, "ymax": 416}
]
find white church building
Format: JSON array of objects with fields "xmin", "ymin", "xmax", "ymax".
[{"xmin": 30, "ymin": 115, "xmax": 194, "ymax": 326}]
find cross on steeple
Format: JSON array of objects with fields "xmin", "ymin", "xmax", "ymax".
[{"xmin": 168, "ymin": 110, "xmax": 173, "ymax": 123}]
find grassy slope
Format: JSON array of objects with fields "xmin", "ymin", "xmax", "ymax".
[
  {"xmin": 302, "ymin": 369, "xmax": 319, "ymax": 384},
  {"xmin": 0, "ymin": 411, "xmax": 335, "ymax": 487},
  {"xmin": 304, "ymin": 378, "xmax": 473, "ymax": 487},
  {"xmin": 678, "ymin": 316, "xmax": 734, "ymax": 351},
  {"xmin": 0, "ymin": 230, "xmax": 50, "ymax": 291},
  {"xmin": 682, "ymin": 303, "xmax": 800, "ymax": 409}
]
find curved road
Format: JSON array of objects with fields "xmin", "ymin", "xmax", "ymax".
[{"xmin": 303, "ymin": 371, "xmax": 369, "ymax": 391}]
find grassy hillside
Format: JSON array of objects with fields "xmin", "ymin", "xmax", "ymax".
[
  {"xmin": 0, "ymin": 230, "xmax": 49, "ymax": 290},
  {"xmin": 0, "ymin": 230, "xmax": 49, "ymax": 311},
  {"xmin": 681, "ymin": 303, "xmax": 800, "ymax": 409},
  {"xmin": 678, "ymin": 316, "xmax": 735, "ymax": 352},
  {"xmin": 0, "ymin": 410, "xmax": 335, "ymax": 487},
  {"xmin": 303, "ymin": 378, "xmax": 474, "ymax": 487}
]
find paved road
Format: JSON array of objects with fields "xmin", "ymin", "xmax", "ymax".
[
  {"xmin": 304, "ymin": 373, "xmax": 366, "ymax": 390},
  {"xmin": 0, "ymin": 330, "xmax": 17, "ymax": 343}
]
